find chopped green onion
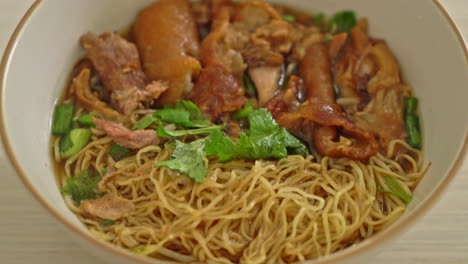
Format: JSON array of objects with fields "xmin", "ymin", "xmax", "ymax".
[
  {"xmin": 52, "ymin": 104, "xmax": 74, "ymax": 135},
  {"xmin": 405, "ymin": 114, "xmax": 421, "ymax": 150},
  {"xmin": 329, "ymin": 10, "xmax": 357, "ymax": 34},
  {"xmin": 281, "ymin": 14, "xmax": 295, "ymax": 23},
  {"xmin": 78, "ymin": 114, "xmax": 99, "ymax": 127},
  {"xmin": 70, "ymin": 120, "xmax": 79, "ymax": 130},
  {"xmin": 109, "ymin": 144, "xmax": 131, "ymax": 161},
  {"xmin": 132, "ymin": 116, "xmax": 159, "ymax": 130},
  {"xmin": 101, "ymin": 219, "xmax": 115, "ymax": 227},
  {"xmin": 233, "ymin": 101, "xmax": 255, "ymax": 120},
  {"xmin": 379, "ymin": 176, "xmax": 412, "ymax": 204},
  {"xmin": 60, "ymin": 129, "xmax": 91, "ymax": 158},
  {"xmin": 101, "ymin": 168, "xmax": 108, "ymax": 174},
  {"xmin": 404, "ymin": 97, "xmax": 418, "ymax": 115},
  {"xmin": 243, "ymin": 71, "xmax": 257, "ymax": 95},
  {"xmin": 314, "ymin": 12, "xmax": 326, "ymax": 28},
  {"xmin": 157, "ymin": 123, "xmax": 224, "ymax": 137},
  {"xmin": 131, "ymin": 247, "xmax": 146, "ymax": 253},
  {"xmin": 333, "ymin": 84, "xmax": 341, "ymax": 99}
]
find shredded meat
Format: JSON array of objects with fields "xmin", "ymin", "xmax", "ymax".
[
  {"xmin": 134, "ymin": 0, "xmax": 201, "ymax": 105},
  {"xmin": 80, "ymin": 32, "xmax": 165, "ymax": 114},
  {"xmin": 264, "ymin": 75, "xmax": 303, "ymax": 119},
  {"xmin": 73, "ymin": 68, "xmax": 123, "ymax": 122},
  {"xmin": 80, "ymin": 193, "xmax": 134, "ymax": 221},
  {"xmin": 191, "ymin": 65, "xmax": 248, "ymax": 121},
  {"xmin": 93, "ymin": 117, "xmax": 160, "ymax": 149}
]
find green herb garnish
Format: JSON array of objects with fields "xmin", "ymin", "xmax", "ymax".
[
  {"xmin": 78, "ymin": 114, "xmax": 99, "ymax": 127},
  {"xmin": 206, "ymin": 109, "xmax": 308, "ymax": 162},
  {"xmin": 132, "ymin": 116, "xmax": 159, "ymax": 130},
  {"xmin": 154, "ymin": 139, "xmax": 207, "ymax": 183},
  {"xmin": 154, "ymin": 101, "xmax": 213, "ymax": 128},
  {"xmin": 378, "ymin": 176, "xmax": 412, "ymax": 204},
  {"xmin": 403, "ymin": 97, "xmax": 422, "ymax": 149},
  {"xmin": 157, "ymin": 123, "xmax": 224, "ymax": 137},
  {"xmin": 405, "ymin": 115, "xmax": 421, "ymax": 150},
  {"xmin": 404, "ymin": 97, "xmax": 419, "ymax": 116},
  {"xmin": 52, "ymin": 104, "xmax": 74, "ymax": 135},
  {"xmin": 233, "ymin": 101, "xmax": 255, "ymax": 120},
  {"xmin": 281, "ymin": 14, "xmax": 296, "ymax": 23},
  {"xmin": 314, "ymin": 12, "xmax": 326, "ymax": 28},
  {"xmin": 62, "ymin": 168, "xmax": 103, "ymax": 205},
  {"xmin": 60, "ymin": 128, "xmax": 91, "ymax": 158},
  {"xmin": 329, "ymin": 10, "xmax": 357, "ymax": 34},
  {"xmin": 109, "ymin": 144, "xmax": 131, "ymax": 161},
  {"xmin": 101, "ymin": 219, "xmax": 115, "ymax": 227}
]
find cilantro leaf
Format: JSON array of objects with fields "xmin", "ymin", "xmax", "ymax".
[
  {"xmin": 154, "ymin": 139, "xmax": 207, "ymax": 183},
  {"xmin": 132, "ymin": 116, "xmax": 159, "ymax": 130},
  {"xmin": 205, "ymin": 130, "xmax": 238, "ymax": 162},
  {"xmin": 378, "ymin": 176, "xmax": 412, "ymax": 204},
  {"xmin": 157, "ymin": 123, "xmax": 224, "ymax": 137},
  {"xmin": 329, "ymin": 10, "xmax": 357, "ymax": 34},
  {"xmin": 154, "ymin": 101, "xmax": 213, "ymax": 128},
  {"xmin": 206, "ymin": 109, "xmax": 308, "ymax": 162},
  {"xmin": 62, "ymin": 168, "xmax": 103, "ymax": 205}
]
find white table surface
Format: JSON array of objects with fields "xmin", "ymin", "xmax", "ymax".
[{"xmin": 1, "ymin": 1, "xmax": 468, "ymax": 263}]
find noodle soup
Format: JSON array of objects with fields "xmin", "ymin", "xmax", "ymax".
[{"xmin": 50, "ymin": 0, "xmax": 427, "ymax": 263}]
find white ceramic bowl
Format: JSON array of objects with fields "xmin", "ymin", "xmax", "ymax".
[{"xmin": 1, "ymin": 0, "xmax": 468, "ymax": 263}]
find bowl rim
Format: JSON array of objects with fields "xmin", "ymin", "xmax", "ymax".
[{"xmin": 1, "ymin": 0, "xmax": 467, "ymax": 263}]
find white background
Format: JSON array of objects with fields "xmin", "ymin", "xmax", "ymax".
[{"xmin": 0, "ymin": 0, "xmax": 467, "ymax": 263}]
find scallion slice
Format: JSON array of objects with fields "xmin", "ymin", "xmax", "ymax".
[
  {"xmin": 60, "ymin": 128, "xmax": 91, "ymax": 158},
  {"xmin": 78, "ymin": 114, "xmax": 99, "ymax": 127},
  {"xmin": 52, "ymin": 104, "xmax": 74, "ymax": 135}
]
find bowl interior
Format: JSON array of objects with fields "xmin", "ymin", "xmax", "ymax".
[{"xmin": 1, "ymin": 0, "xmax": 467, "ymax": 263}]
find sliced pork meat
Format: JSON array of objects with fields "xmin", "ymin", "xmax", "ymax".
[
  {"xmin": 134, "ymin": 0, "xmax": 201, "ymax": 106},
  {"xmin": 277, "ymin": 98, "xmax": 378, "ymax": 160},
  {"xmin": 301, "ymin": 44, "xmax": 335, "ymax": 102},
  {"xmin": 233, "ymin": 1, "xmax": 281, "ymax": 32},
  {"xmin": 274, "ymin": 43, "xmax": 378, "ymax": 160},
  {"xmin": 264, "ymin": 75, "xmax": 303, "ymax": 119},
  {"xmin": 192, "ymin": 4, "xmax": 249, "ymax": 120},
  {"xmin": 93, "ymin": 117, "xmax": 160, "ymax": 149},
  {"xmin": 191, "ymin": 65, "xmax": 248, "ymax": 121},
  {"xmin": 80, "ymin": 193, "xmax": 134, "ymax": 221},
  {"xmin": 332, "ymin": 19, "xmax": 408, "ymax": 151},
  {"xmin": 80, "ymin": 32, "xmax": 166, "ymax": 115}
]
